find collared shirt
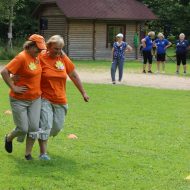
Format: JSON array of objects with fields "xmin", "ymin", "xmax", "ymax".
[
  {"xmin": 113, "ymin": 41, "xmax": 128, "ymax": 59},
  {"xmin": 155, "ymin": 38, "xmax": 169, "ymax": 54},
  {"xmin": 142, "ymin": 36, "xmax": 153, "ymax": 51},
  {"xmin": 176, "ymin": 40, "xmax": 189, "ymax": 54}
]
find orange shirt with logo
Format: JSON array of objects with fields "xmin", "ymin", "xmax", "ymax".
[
  {"xmin": 6, "ymin": 50, "xmax": 42, "ymax": 100},
  {"xmin": 39, "ymin": 52, "xmax": 75, "ymax": 104}
]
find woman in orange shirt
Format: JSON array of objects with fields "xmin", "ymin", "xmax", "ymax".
[
  {"xmin": 38, "ymin": 35, "xmax": 89, "ymax": 160},
  {"xmin": 1, "ymin": 34, "xmax": 46, "ymax": 160}
]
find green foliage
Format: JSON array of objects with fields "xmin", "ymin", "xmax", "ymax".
[{"xmin": 138, "ymin": 0, "xmax": 190, "ymax": 38}]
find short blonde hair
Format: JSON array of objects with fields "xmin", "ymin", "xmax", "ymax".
[
  {"xmin": 157, "ymin": 32, "xmax": 164, "ymax": 38},
  {"xmin": 179, "ymin": 33, "xmax": 185, "ymax": 38},
  {"xmin": 148, "ymin": 31, "xmax": 155, "ymax": 37},
  {"xmin": 46, "ymin": 35, "xmax": 64, "ymax": 48}
]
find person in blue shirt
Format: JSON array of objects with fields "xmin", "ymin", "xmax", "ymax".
[
  {"xmin": 141, "ymin": 31, "xmax": 155, "ymax": 73},
  {"xmin": 176, "ymin": 33, "xmax": 189, "ymax": 74},
  {"xmin": 111, "ymin": 33, "xmax": 132, "ymax": 84},
  {"xmin": 154, "ymin": 32, "xmax": 172, "ymax": 73}
]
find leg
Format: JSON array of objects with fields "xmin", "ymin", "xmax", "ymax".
[
  {"xmin": 182, "ymin": 53, "xmax": 187, "ymax": 73},
  {"xmin": 50, "ymin": 104, "xmax": 67, "ymax": 137},
  {"xmin": 118, "ymin": 59, "xmax": 124, "ymax": 81},
  {"xmin": 162, "ymin": 61, "xmax": 165, "ymax": 72},
  {"xmin": 142, "ymin": 51, "xmax": 147, "ymax": 72},
  {"xmin": 176, "ymin": 54, "xmax": 181, "ymax": 73},
  {"xmin": 148, "ymin": 51, "xmax": 153, "ymax": 72},
  {"xmin": 111, "ymin": 59, "xmax": 117, "ymax": 83},
  {"xmin": 38, "ymin": 99, "xmax": 53, "ymax": 159},
  {"xmin": 8, "ymin": 98, "xmax": 29, "ymax": 141},
  {"xmin": 156, "ymin": 61, "xmax": 160, "ymax": 72},
  {"xmin": 26, "ymin": 98, "xmax": 41, "ymax": 157}
]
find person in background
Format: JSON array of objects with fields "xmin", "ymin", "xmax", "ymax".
[
  {"xmin": 1, "ymin": 34, "xmax": 46, "ymax": 160},
  {"xmin": 111, "ymin": 33, "xmax": 132, "ymax": 84},
  {"xmin": 175, "ymin": 33, "xmax": 189, "ymax": 74},
  {"xmin": 141, "ymin": 31, "xmax": 155, "ymax": 73},
  {"xmin": 38, "ymin": 35, "xmax": 89, "ymax": 160},
  {"xmin": 154, "ymin": 32, "xmax": 172, "ymax": 73}
]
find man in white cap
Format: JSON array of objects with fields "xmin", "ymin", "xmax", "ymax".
[{"xmin": 111, "ymin": 33, "xmax": 132, "ymax": 84}]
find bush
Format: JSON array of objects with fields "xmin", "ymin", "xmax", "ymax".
[{"xmin": 0, "ymin": 38, "xmax": 24, "ymax": 60}]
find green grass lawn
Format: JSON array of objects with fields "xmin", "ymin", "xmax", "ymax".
[{"xmin": 1, "ymin": 78, "xmax": 190, "ymax": 189}]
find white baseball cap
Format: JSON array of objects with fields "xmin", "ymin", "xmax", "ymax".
[{"xmin": 116, "ymin": 33, "xmax": 123, "ymax": 38}]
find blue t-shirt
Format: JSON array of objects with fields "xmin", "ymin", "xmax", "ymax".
[
  {"xmin": 155, "ymin": 38, "xmax": 169, "ymax": 54},
  {"xmin": 176, "ymin": 40, "xmax": 189, "ymax": 54},
  {"xmin": 142, "ymin": 36, "xmax": 153, "ymax": 51},
  {"xmin": 113, "ymin": 42, "xmax": 128, "ymax": 59}
]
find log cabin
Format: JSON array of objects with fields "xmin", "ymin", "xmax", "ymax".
[{"xmin": 33, "ymin": 0, "xmax": 157, "ymax": 60}]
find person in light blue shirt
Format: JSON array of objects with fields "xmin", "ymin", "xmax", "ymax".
[
  {"xmin": 111, "ymin": 33, "xmax": 132, "ymax": 84},
  {"xmin": 154, "ymin": 33, "xmax": 171, "ymax": 73},
  {"xmin": 141, "ymin": 31, "xmax": 155, "ymax": 73},
  {"xmin": 175, "ymin": 33, "xmax": 189, "ymax": 74}
]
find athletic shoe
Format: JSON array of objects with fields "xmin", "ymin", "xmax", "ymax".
[
  {"xmin": 39, "ymin": 154, "xmax": 51, "ymax": 161},
  {"xmin": 112, "ymin": 81, "xmax": 116, "ymax": 85},
  {"xmin": 148, "ymin": 70, "xmax": 153, "ymax": 73},
  {"xmin": 25, "ymin": 154, "xmax": 33, "ymax": 160},
  {"xmin": 5, "ymin": 134, "xmax": 12, "ymax": 153}
]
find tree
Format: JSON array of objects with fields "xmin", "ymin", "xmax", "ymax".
[
  {"xmin": 0, "ymin": 0, "xmax": 23, "ymax": 48},
  {"xmin": 137, "ymin": 0, "xmax": 190, "ymax": 38}
]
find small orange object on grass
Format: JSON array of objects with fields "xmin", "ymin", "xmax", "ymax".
[
  {"xmin": 4, "ymin": 110, "xmax": 12, "ymax": 115},
  {"xmin": 68, "ymin": 134, "xmax": 78, "ymax": 139}
]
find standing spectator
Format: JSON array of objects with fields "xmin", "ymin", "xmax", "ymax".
[
  {"xmin": 1, "ymin": 34, "xmax": 46, "ymax": 160},
  {"xmin": 111, "ymin": 33, "xmax": 132, "ymax": 84},
  {"xmin": 141, "ymin": 31, "xmax": 155, "ymax": 73},
  {"xmin": 176, "ymin": 33, "xmax": 189, "ymax": 74},
  {"xmin": 154, "ymin": 32, "xmax": 172, "ymax": 73},
  {"xmin": 38, "ymin": 35, "xmax": 89, "ymax": 160}
]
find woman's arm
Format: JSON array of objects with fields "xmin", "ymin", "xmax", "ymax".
[
  {"xmin": 125, "ymin": 44, "xmax": 133, "ymax": 52},
  {"xmin": 1, "ymin": 67, "xmax": 27, "ymax": 94},
  {"xmin": 69, "ymin": 69, "xmax": 89, "ymax": 102},
  {"xmin": 141, "ymin": 38, "xmax": 146, "ymax": 48}
]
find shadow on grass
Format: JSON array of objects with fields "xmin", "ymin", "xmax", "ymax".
[{"xmin": 11, "ymin": 154, "xmax": 78, "ymax": 179}]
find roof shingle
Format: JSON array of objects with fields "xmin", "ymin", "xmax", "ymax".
[{"xmin": 40, "ymin": 0, "xmax": 157, "ymax": 20}]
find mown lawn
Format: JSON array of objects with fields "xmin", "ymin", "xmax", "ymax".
[{"xmin": 1, "ymin": 78, "xmax": 190, "ymax": 189}]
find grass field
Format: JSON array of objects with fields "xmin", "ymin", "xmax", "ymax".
[{"xmin": 1, "ymin": 75, "xmax": 190, "ymax": 189}]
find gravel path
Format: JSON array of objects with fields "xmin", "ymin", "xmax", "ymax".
[
  {"xmin": 1, "ymin": 65, "xmax": 190, "ymax": 90},
  {"xmin": 78, "ymin": 70, "xmax": 190, "ymax": 90}
]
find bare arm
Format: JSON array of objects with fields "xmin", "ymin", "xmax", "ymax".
[
  {"xmin": 141, "ymin": 38, "xmax": 146, "ymax": 48},
  {"xmin": 165, "ymin": 42, "xmax": 172, "ymax": 49},
  {"xmin": 69, "ymin": 69, "xmax": 89, "ymax": 102},
  {"xmin": 1, "ymin": 67, "xmax": 27, "ymax": 94},
  {"xmin": 125, "ymin": 45, "xmax": 133, "ymax": 52}
]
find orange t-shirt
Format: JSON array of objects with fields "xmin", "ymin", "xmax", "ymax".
[
  {"xmin": 6, "ymin": 50, "xmax": 42, "ymax": 100},
  {"xmin": 40, "ymin": 52, "xmax": 75, "ymax": 104}
]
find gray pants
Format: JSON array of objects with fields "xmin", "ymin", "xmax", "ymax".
[
  {"xmin": 111, "ymin": 58, "xmax": 125, "ymax": 82},
  {"xmin": 10, "ymin": 97, "xmax": 41, "ymax": 142},
  {"xmin": 39, "ymin": 98, "xmax": 68, "ymax": 140}
]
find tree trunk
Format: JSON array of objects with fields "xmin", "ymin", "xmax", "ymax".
[{"xmin": 7, "ymin": 4, "xmax": 13, "ymax": 49}]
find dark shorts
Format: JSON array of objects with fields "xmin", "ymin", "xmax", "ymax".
[
  {"xmin": 142, "ymin": 50, "xmax": 152, "ymax": 64},
  {"xmin": 157, "ymin": 53, "xmax": 166, "ymax": 62},
  {"xmin": 176, "ymin": 53, "xmax": 187, "ymax": 65}
]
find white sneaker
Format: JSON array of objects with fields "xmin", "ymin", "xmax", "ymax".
[{"xmin": 39, "ymin": 154, "xmax": 51, "ymax": 160}]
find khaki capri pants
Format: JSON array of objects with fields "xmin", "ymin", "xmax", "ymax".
[
  {"xmin": 10, "ymin": 97, "xmax": 41, "ymax": 142},
  {"xmin": 39, "ymin": 98, "xmax": 68, "ymax": 140}
]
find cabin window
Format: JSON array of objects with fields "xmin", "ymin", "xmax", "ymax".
[{"xmin": 107, "ymin": 25, "xmax": 125, "ymax": 48}]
